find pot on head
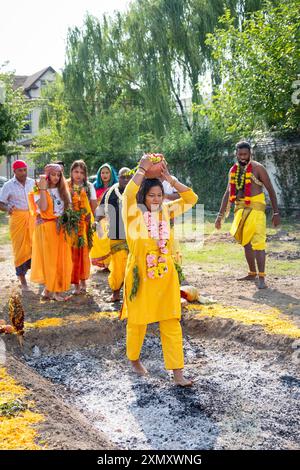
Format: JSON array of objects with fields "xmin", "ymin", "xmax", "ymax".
[{"xmin": 142, "ymin": 153, "xmax": 166, "ymax": 179}]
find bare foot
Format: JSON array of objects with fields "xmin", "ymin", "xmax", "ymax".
[
  {"xmin": 237, "ymin": 274, "xmax": 257, "ymax": 281},
  {"xmin": 18, "ymin": 275, "xmax": 29, "ymax": 290},
  {"xmin": 173, "ymin": 369, "xmax": 193, "ymax": 387},
  {"xmin": 72, "ymin": 285, "xmax": 81, "ymax": 295},
  {"xmin": 131, "ymin": 359, "xmax": 148, "ymax": 376},
  {"xmin": 107, "ymin": 295, "xmax": 121, "ymax": 303},
  {"xmin": 41, "ymin": 289, "xmax": 51, "ymax": 300},
  {"xmin": 100, "ymin": 267, "xmax": 110, "ymax": 273},
  {"xmin": 52, "ymin": 293, "xmax": 65, "ymax": 302},
  {"xmin": 21, "ymin": 283, "xmax": 30, "ymax": 291},
  {"xmin": 108, "ymin": 290, "xmax": 121, "ymax": 302},
  {"xmin": 80, "ymin": 281, "xmax": 87, "ymax": 294},
  {"xmin": 258, "ymin": 277, "xmax": 267, "ymax": 289}
]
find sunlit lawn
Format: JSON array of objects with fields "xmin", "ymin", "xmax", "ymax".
[
  {"xmin": 0, "ymin": 211, "xmax": 299, "ymax": 276},
  {"xmin": 181, "ymin": 214, "xmax": 300, "ymax": 276},
  {"xmin": 0, "ymin": 213, "xmax": 10, "ymax": 245}
]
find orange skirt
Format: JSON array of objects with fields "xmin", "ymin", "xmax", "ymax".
[
  {"xmin": 71, "ymin": 246, "xmax": 90, "ymax": 284},
  {"xmin": 9, "ymin": 209, "xmax": 34, "ymax": 268},
  {"xmin": 31, "ymin": 220, "xmax": 72, "ymax": 292}
]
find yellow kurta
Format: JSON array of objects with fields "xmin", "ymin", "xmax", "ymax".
[
  {"xmin": 120, "ymin": 180, "xmax": 198, "ymax": 325},
  {"xmin": 230, "ymin": 192, "xmax": 266, "ymax": 250},
  {"xmin": 9, "ymin": 209, "xmax": 35, "ymax": 268}
]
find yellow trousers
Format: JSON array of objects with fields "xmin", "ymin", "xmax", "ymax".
[
  {"xmin": 126, "ymin": 318, "xmax": 184, "ymax": 370},
  {"xmin": 108, "ymin": 240, "xmax": 128, "ymax": 291}
]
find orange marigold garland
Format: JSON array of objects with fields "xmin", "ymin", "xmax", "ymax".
[
  {"xmin": 66, "ymin": 182, "xmax": 94, "ymax": 249},
  {"xmin": 229, "ymin": 162, "xmax": 252, "ymax": 206}
]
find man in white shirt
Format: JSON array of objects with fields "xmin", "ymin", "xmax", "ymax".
[{"xmin": 0, "ymin": 160, "xmax": 35, "ymax": 289}]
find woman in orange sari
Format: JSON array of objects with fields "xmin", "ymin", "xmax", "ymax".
[
  {"xmin": 90, "ymin": 163, "xmax": 118, "ymax": 269},
  {"xmin": 68, "ymin": 160, "xmax": 97, "ymax": 294},
  {"xmin": 30, "ymin": 163, "xmax": 72, "ymax": 301}
]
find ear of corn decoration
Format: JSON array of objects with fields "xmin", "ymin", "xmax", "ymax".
[{"xmin": 8, "ymin": 294, "xmax": 25, "ymax": 347}]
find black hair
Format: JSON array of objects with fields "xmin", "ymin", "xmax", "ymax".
[
  {"xmin": 52, "ymin": 160, "xmax": 64, "ymax": 166},
  {"xmin": 137, "ymin": 178, "xmax": 164, "ymax": 205},
  {"xmin": 235, "ymin": 141, "xmax": 251, "ymax": 152}
]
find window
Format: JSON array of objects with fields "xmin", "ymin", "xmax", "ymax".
[{"xmin": 22, "ymin": 113, "xmax": 32, "ymax": 133}]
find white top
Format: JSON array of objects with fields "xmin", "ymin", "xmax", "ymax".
[
  {"xmin": 162, "ymin": 176, "xmax": 179, "ymax": 196},
  {"xmin": 88, "ymin": 182, "xmax": 97, "ymax": 200},
  {"xmin": 34, "ymin": 188, "xmax": 65, "ymax": 216},
  {"xmin": 0, "ymin": 176, "xmax": 35, "ymax": 210}
]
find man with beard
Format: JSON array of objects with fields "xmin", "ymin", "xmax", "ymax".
[
  {"xmin": 215, "ymin": 141, "xmax": 280, "ymax": 289},
  {"xmin": 96, "ymin": 167, "xmax": 132, "ymax": 302},
  {"xmin": 0, "ymin": 160, "xmax": 35, "ymax": 289}
]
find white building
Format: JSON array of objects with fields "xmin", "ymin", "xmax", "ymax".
[{"xmin": 0, "ymin": 66, "xmax": 56, "ymax": 179}]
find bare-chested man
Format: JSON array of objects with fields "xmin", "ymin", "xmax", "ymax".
[{"xmin": 215, "ymin": 141, "xmax": 280, "ymax": 289}]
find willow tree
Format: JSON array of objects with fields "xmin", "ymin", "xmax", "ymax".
[
  {"xmin": 125, "ymin": 0, "xmax": 268, "ymax": 132},
  {"xmin": 40, "ymin": 0, "xmax": 269, "ymax": 170},
  {"xmin": 63, "ymin": 13, "xmax": 152, "ymax": 168}
]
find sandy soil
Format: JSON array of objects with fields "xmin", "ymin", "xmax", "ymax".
[{"xmin": 0, "ymin": 240, "xmax": 299, "ymax": 450}]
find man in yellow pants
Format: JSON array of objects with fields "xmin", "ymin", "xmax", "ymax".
[
  {"xmin": 215, "ymin": 141, "xmax": 280, "ymax": 289},
  {"xmin": 0, "ymin": 160, "xmax": 35, "ymax": 289},
  {"xmin": 96, "ymin": 167, "xmax": 131, "ymax": 302}
]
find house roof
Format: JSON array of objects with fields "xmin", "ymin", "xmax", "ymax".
[
  {"xmin": 13, "ymin": 66, "xmax": 56, "ymax": 92},
  {"xmin": 12, "ymin": 75, "xmax": 28, "ymax": 90},
  {"xmin": 23, "ymin": 66, "xmax": 56, "ymax": 91}
]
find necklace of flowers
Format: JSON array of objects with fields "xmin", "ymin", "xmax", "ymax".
[
  {"xmin": 229, "ymin": 162, "xmax": 252, "ymax": 206},
  {"xmin": 68, "ymin": 181, "xmax": 93, "ymax": 247},
  {"xmin": 104, "ymin": 183, "xmax": 123, "ymax": 217},
  {"xmin": 143, "ymin": 211, "xmax": 170, "ymax": 279}
]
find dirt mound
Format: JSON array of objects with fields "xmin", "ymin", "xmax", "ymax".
[{"xmin": 6, "ymin": 355, "xmax": 113, "ymax": 450}]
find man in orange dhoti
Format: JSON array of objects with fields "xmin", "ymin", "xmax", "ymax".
[{"xmin": 0, "ymin": 160, "xmax": 35, "ymax": 289}]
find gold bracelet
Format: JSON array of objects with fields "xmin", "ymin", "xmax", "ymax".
[
  {"xmin": 169, "ymin": 177, "xmax": 176, "ymax": 187},
  {"xmin": 136, "ymin": 170, "xmax": 145, "ymax": 177}
]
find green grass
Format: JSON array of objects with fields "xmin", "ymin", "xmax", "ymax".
[
  {"xmin": 0, "ymin": 210, "xmax": 299, "ymax": 276},
  {"xmin": 0, "ymin": 212, "xmax": 10, "ymax": 244},
  {"xmin": 181, "ymin": 215, "xmax": 300, "ymax": 277}
]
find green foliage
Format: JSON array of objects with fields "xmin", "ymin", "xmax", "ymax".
[
  {"xmin": 0, "ymin": 71, "xmax": 32, "ymax": 156},
  {"xmin": 0, "ymin": 399, "xmax": 27, "ymax": 418},
  {"xmin": 129, "ymin": 265, "xmax": 140, "ymax": 301},
  {"xmin": 174, "ymin": 262, "xmax": 185, "ymax": 284},
  {"xmin": 162, "ymin": 120, "xmax": 234, "ymax": 209},
  {"xmin": 199, "ymin": 0, "xmax": 300, "ymax": 136},
  {"xmin": 32, "ymin": 0, "xmax": 287, "ymax": 198}
]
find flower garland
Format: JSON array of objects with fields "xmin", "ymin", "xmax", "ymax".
[
  {"xmin": 129, "ymin": 265, "xmax": 140, "ymax": 301},
  {"xmin": 143, "ymin": 211, "xmax": 169, "ymax": 279},
  {"xmin": 229, "ymin": 162, "xmax": 252, "ymax": 206},
  {"xmin": 104, "ymin": 183, "xmax": 123, "ymax": 217},
  {"xmin": 67, "ymin": 182, "xmax": 94, "ymax": 249},
  {"xmin": 144, "ymin": 153, "xmax": 164, "ymax": 163}
]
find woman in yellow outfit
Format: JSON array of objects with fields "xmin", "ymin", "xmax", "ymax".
[
  {"xmin": 90, "ymin": 163, "xmax": 118, "ymax": 269},
  {"xmin": 30, "ymin": 163, "xmax": 72, "ymax": 301},
  {"xmin": 121, "ymin": 155, "xmax": 198, "ymax": 386}
]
